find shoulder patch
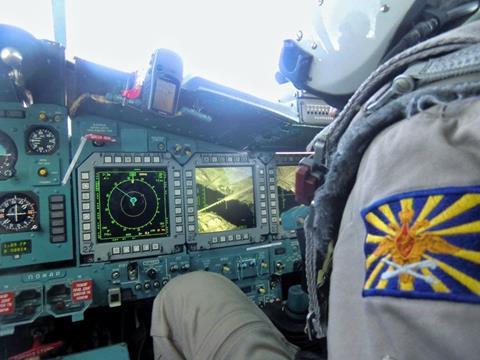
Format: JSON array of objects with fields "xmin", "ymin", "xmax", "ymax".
[{"xmin": 361, "ymin": 186, "xmax": 480, "ymax": 303}]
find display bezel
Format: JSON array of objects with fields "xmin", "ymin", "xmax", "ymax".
[
  {"xmin": 184, "ymin": 153, "xmax": 269, "ymax": 251},
  {"xmin": 77, "ymin": 153, "xmax": 185, "ymax": 262},
  {"xmin": 267, "ymin": 152, "xmax": 312, "ymax": 236}
]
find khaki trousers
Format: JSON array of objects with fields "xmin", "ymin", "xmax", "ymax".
[{"xmin": 151, "ymin": 271, "xmax": 299, "ymax": 360}]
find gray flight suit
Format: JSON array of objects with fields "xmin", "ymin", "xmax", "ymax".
[{"xmin": 328, "ymin": 97, "xmax": 480, "ymax": 360}]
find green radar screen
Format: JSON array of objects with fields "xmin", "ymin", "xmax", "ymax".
[
  {"xmin": 195, "ymin": 166, "xmax": 256, "ymax": 233},
  {"xmin": 95, "ymin": 168, "xmax": 170, "ymax": 242}
]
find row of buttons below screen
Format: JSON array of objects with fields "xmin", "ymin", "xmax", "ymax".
[
  {"xmin": 81, "ymin": 225, "xmax": 190, "ymax": 242},
  {"xmin": 112, "ymin": 243, "xmax": 161, "ymax": 255},
  {"xmin": 211, "ymin": 233, "xmax": 250, "ymax": 244}
]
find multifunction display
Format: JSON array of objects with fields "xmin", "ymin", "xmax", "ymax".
[
  {"xmin": 267, "ymin": 154, "xmax": 312, "ymax": 235},
  {"xmin": 195, "ymin": 167, "xmax": 256, "ymax": 233},
  {"xmin": 276, "ymin": 165, "xmax": 300, "ymax": 216},
  {"xmin": 95, "ymin": 168, "xmax": 170, "ymax": 242}
]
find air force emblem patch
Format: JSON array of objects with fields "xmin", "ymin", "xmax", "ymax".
[{"xmin": 362, "ymin": 186, "xmax": 480, "ymax": 303}]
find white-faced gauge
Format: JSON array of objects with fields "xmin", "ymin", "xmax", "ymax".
[
  {"xmin": 0, "ymin": 193, "xmax": 39, "ymax": 233},
  {"xmin": 26, "ymin": 126, "xmax": 59, "ymax": 154}
]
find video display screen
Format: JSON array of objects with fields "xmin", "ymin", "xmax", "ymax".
[
  {"xmin": 276, "ymin": 165, "xmax": 305, "ymax": 217},
  {"xmin": 195, "ymin": 166, "xmax": 256, "ymax": 233},
  {"xmin": 95, "ymin": 168, "xmax": 170, "ymax": 242}
]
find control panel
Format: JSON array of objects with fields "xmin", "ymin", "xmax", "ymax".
[
  {"xmin": 0, "ymin": 106, "xmax": 308, "ymax": 335},
  {"xmin": 0, "ymin": 104, "xmax": 73, "ymax": 270}
]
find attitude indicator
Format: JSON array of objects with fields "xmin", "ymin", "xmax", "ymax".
[{"xmin": 0, "ymin": 193, "xmax": 39, "ymax": 233}]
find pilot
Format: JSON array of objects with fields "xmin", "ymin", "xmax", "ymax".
[{"xmin": 151, "ymin": 1, "xmax": 480, "ymax": 359}]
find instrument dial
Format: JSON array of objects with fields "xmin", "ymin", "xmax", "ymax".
[
  {"xmin": 26, "ymin": 126, "xmax": 58, "ymax": 154},
  {"xmin": 0, "ymin": 193, "xmax": 39, "ymax": 233},
  {"xmin": 0, "ymin": 130, "xmax": 17, "ymax": 179}
]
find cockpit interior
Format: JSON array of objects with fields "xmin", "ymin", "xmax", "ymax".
[{"xmin": 0, "ymin": 4, "xmax": 336, "ymax": 358}]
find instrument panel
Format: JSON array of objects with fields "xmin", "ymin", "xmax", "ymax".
[
  {"xmin": 0, "ymin": 105, "xmax": 73, "ymax": 271},
  {"xmin": 0, "ymin": 106, "xmax": 309, "ymax": 335}
]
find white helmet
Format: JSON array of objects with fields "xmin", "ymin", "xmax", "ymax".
[{"xmin": 278, "ymin": 0, "xmax": 479, "ymax": 102}]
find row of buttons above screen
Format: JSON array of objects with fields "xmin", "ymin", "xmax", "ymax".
[
  {"xmin": 103, "ymin": 153, "xmax": 171, "ymax": 164},
  {"xmin": 201, "ymin": 154, "xmax": 249, "ymax": 163}
]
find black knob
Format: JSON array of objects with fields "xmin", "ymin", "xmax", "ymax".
[
  {"xmin": 147, "ymin": 268, "xmax": 157, "ymax": 279},
  {"xmin": 23, "ymin": 305, "xmax": 35, "ymax": 315},
  {"xmin": 180, "ymin": 264, "xmax": 190, "ymax": 272},
  {"xmin": 54, "ymin": 301, "xmax": 65, "ymax": 311}
]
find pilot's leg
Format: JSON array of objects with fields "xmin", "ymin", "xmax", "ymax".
[{"xmin": 151, "ymin": 271, "xmax": 299, "ymax": 360}]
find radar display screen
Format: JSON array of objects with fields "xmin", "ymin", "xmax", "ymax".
[
  {"xmin": 196, "ymin": 167, "xmax": 256, "ymax": 233},
  {"xmin": 95, "ymin": 168, "xmax": 170, "ymax": 242},
  {"xmin": 276, "ymin": 165, "xmax": 305, "ymax": 216}
]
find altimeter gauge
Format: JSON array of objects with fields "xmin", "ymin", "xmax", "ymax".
[
  {"xmin": 26, "ymin": 126, "xmax": 59, "ymax": 154},
  {"xmin": 0, "ymin": 192, "xmax": 39, "ymax": 233}
]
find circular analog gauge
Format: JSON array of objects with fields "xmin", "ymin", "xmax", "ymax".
[
  {"xmin": 107, "ymin": 179, "xmax": 159, "ymax": 230},
  {"xmin": 26, "ymin": 126, "xmax": 59, "ymax": 154},
  {"xmin": 0, "ymin": 130, "xmax": 17, "ymax": 179},
  {"xmin": 0, "ymin": 193, "xmax": 39, "ymax": 233}
]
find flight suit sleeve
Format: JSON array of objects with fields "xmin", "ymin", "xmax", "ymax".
[{"xmin": 328, "ymin": 97, "xmax": 480, "ymax": 360}]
